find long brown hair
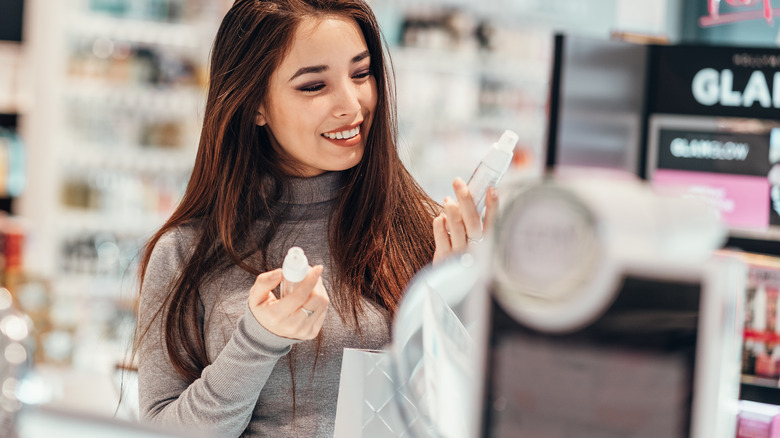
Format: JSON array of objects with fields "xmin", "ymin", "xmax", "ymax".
[{"xmin": 136, "ymin": 0, "xmax": 437, "ymax": 383}]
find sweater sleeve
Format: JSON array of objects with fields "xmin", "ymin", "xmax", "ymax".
[{"xmin": 137, "ymin": 229, "xmax": 298, "ymax": 437}]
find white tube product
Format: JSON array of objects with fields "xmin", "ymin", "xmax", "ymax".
[
  {"xmin": 281, "ymin": 247, "xmax": 309, "ymax": 297},
  {"xmin": 467, "ymin": 130, "xmax": 519, "ymax": 213}
]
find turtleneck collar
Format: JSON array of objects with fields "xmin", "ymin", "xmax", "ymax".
[{"xmin": 280, "ymin": 171, "xmax": 344, "ymax": 205}]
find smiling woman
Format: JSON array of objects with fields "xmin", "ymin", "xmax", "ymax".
[
  {"xmin": 256, "ymin": 16, "xmax": 377, "ymax": 177},
  {"xmin": 132, "ymin": 0, "xmax": 495, "ymax": 437}
]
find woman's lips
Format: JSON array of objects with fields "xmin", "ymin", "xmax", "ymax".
[{"xmin": 321, "ymin": 123, "xmax": 362, "ymax": 147}]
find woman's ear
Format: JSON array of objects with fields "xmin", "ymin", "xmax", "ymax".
[{"xmin": 256, "ymin": 109, "xmax": 267, "ymax": 127}]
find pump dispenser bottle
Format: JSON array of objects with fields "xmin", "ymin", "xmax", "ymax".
[
  {"xmin": 467, "ymin": 130, "xmax": 519, "ymax": 213},
  {"xmin": 281, "ymin": 247, "xmax": 309, "ymax": 297}
]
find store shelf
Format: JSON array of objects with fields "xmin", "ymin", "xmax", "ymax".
[
  {"xmin": 64, "ymin": 81, "xmax": 203, "ymax": 112},
  {"xmin": 65, "ymin": 13, "xmax": 203, "ymax": 48},
  {"xmin": 386, "ymin": 0, "xmax": 616, "ymax": 32},
  {"xmin": 56, "ymin": 210, "xmax": 167, "ymax": 235},
  {"xmin": 59, "ymin": 143, "xmax": 195, "ymax": 173},
  {"xmin": 391, "ymin": 45, "xmax": 550, "ymax": 85},
  {"xmin": 53, "ymin": 273, "xmax": 137, "ymax": 298},
  {"xmin": 400, "ymin": 113, "xmax": 546, "ymax": 135}
]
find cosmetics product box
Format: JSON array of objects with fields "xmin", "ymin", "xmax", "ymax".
[{"xmin": 738, "ymin": 400, "xmax": 780, "ymax": 438}]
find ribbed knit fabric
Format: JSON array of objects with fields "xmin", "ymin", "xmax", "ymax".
[{"xmin": 137, "ymin": 171, "xmax": 392, "ymax": 437}]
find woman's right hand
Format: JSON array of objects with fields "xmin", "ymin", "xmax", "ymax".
[{"xmin": 248, "ymin": 266, "xmax": 329, "ymax": 340}]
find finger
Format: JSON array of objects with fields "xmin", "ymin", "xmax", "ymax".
[
  {"xmin": 484, "ymin": 186, "xmax": 499, "ymax": 231},
  {"xmin": 300, "ymin": 277, "xmax": 330, "ymax": 314},
  {"xmin": 252, "ymin": 291, "xmax": 278, "ymax": 311},
  {"xmin": 293, "ymin": 285, "xmax": 329, "ymax": 339},
  {"xmin": 443, "ymin": 197, "xmax": 467, "ymax": 252},
  {"xmin": 294, "ymin": 304, "xmax": 328, "ymax": 340},
  {"xmin": 306, "ymin": 303, "xmax": 329, "ymax": 339},
  {"xmin": 452, "ymin": 177, "xmax": 483, "ymax": 240},
  {"xmin": 299, "ymin": 296, "xmax": 330, "ymax": 339},
  {"xmin": 250, "ymin": 269, "xmax": 283, "ymax": 304},
  {"xmin": 433, "ymin": 213, "xmax": 451, "ymax": 261},
  {"xmin": 276, "ymin": 265, "xmax": 323, "ymax": 315}
]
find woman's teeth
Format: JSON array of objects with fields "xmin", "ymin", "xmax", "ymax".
[{"xmin": 323, "ymin": 126, "xmax": 359, "ymax": 140}]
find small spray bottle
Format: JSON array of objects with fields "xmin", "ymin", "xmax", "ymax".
[
  {"xmin": 467, "ymin": 130, "xmax": 519, "ymax": 213},
  {"xmin": 281, "ymin": 247, "xmax": 309, "ymax": 297}
]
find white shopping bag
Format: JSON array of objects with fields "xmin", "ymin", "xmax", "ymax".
[{"xmin": 333, "ymin": 348, "xmax": 414, "ymax": 438}]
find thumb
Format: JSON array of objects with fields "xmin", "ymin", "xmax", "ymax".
[
  {"xmin": 250, "ymin": 269, "xmax": 283, "ymax": 304},
  {"xmin": 255, "ymin": 290, "xmax": 278, "ymax": 307}
]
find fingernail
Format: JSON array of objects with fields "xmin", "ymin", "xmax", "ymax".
[
  {"xmin": 453, "ymin": 177, "xmax": 465, "ymax": 188},
  {"xmin": 443, "ymin": 196, "xmax": 452, "ymax": 204},
  {"xmin": 490, "ymin": 187, "xmax": 498, "ymax": 198}
]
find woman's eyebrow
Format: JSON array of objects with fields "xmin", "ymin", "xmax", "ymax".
[
  {"xmin": 289, "ymin": 65, "xmax": 328, "ymax": 82},
  {"xmin": 351, "ymin": 50, "xmax": 370, "ymax": 64},
  {"xmin": 288, "ymin": 51, "xmax": 371, "ymax": 82}
]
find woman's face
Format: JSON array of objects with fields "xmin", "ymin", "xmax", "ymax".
[{"xmin": 258, "ymin": 15, "xmax": 378, "ymax": 177}]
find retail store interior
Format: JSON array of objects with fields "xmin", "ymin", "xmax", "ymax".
[{"xmin": 3, "ymin": 0, "xmax": 780, "ymax": 437}]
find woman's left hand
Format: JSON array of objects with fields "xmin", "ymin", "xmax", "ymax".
[{"xmin": 432, "ymin": 177, "xmax": 498, "ymax": 263}]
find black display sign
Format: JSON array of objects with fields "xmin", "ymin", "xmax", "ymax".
[
  {"xmin": 651, "ymin": 45, "xmax": 780, "ymax": 119},
  {"xmin": 656, "ymin": 129, "xmax": 771, "ymax": 176}
]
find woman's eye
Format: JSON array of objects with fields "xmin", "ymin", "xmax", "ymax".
[
  {"xmin": 298, "ymin": 83, "xmax": 325, "ymax": 93},
  {"xmin": 353, "ymin": 69, "xmax": 372, "ymax": 79}
]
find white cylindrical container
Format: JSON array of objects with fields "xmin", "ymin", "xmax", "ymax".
[
  {"xmin": 281, "ymin": 247, "xmax": 309, "ymax": 297},
  {"xmin": 467, "ymin": 130, "xmax": 519, "ymax": 213}
]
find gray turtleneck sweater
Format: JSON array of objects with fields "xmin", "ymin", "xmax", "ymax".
[{"xmin": 137, "ymin": 171, "xmax": 393, "ymax": 437}]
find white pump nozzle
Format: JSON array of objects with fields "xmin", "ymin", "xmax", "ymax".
[
  {"xmin": 282, "ymin": 247, "xmax": 309, "ymax": 283},
  {"xmin": 496, "ymin": 130, "xmax": 519, "ymax": 154}
]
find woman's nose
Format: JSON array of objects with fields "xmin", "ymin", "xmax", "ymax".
[{"xmin": 332, "ymin": 81, "xmax": 362, "ymax": 118}]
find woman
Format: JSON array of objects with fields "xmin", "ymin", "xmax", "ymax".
[{"xmin": 135, "ymin": 0, "xmax": 497, "ymax": 436}]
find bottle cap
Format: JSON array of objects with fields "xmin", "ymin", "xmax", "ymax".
[
  {"xmin": 282, "ymin": 247, "xmax": 309, "ymax": 283},
  {"xmin": 495, "ymin": 130, "xmax": 519, "ymax": 153}
]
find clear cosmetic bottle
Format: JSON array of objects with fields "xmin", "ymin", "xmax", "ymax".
[
  {"xmin": 281, "ymin": 247, "xmax": 309, "ymax": 297},
  {"xmin": 467, "ymin": 130, "xmax": 519, "ymax": 213}
]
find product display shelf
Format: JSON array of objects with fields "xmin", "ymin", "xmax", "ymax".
[
  {"xmin": 390, "ymin": 45, "xmax": 550, "ymax": 85},
  {"xmin": 388, "ymin": 0, "xmax": 615, "ymax": 22},
  {"xmin": 20, "ymin": 0, "xmax": 220, "ymax": 375},
  {"xmin": 56, "ymin": 210, "xmax": 168, "ymax": 234},
  {"xmin": 65, "ymin": 13, "xmax": 204, "ymax": 49},
  {"xmin": 55, "ymin": 272, "xmax": 137, "ymax": 300},
  {"xmin": 60, "ymin": 144, "xmax": 195, "ymax": 170},
  {"xmin": 400, "ymin": 116, "xmax": 546, "ymax": 142},
  {"xmin": 64, "ymin": 83, "xmax": 203, "ymax": 112}
]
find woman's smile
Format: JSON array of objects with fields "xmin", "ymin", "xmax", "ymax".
[{"xmin": 321, "ymin": 122, "xmax": 362, "ymax": 146}]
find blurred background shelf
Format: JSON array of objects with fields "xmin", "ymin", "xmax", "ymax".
[
  {"xmin": 64, "ymin": 84, "xmax": 203, "ymax": 110},
  {"xmin": 59, "ymin": 143, "xmax": 195, "ymax": 172},
  {"xmin": 66, "ymin": 13, "xmax": 204, "ymax": 48}
]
